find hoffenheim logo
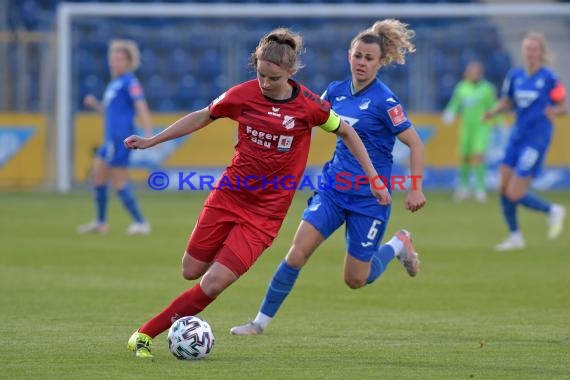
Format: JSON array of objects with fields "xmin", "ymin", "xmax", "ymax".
[{"xmin": 359, "ymin": 98, "xmax": 371, "ymax": 110}]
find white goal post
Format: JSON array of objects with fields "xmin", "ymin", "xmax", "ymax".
[{"xmin": 56, "ymin": 2, "xmax": 570, "ymax": 193}]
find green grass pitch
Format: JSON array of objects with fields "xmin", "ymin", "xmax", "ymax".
[{"xmin": 1, "ymin": 190, "xmax": 569, "ymax": 379}]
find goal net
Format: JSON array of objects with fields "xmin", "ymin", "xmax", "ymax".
[{"xmin": 55, "ymin": 3, "xmax": 570, "ymax": 193}]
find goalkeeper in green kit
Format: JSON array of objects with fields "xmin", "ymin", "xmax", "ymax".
[{"xmin": 443, "ymin": 60, "xmax": 500, "ymax": 202}]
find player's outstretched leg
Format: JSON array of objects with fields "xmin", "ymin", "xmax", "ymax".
[
  {"xmin": 495, "ymin": 195, "xmax": 525, "ymax": 251},
  {"xmin": 117, "ymin": 184, "xmax": 151, "ymax": 235},
  {"xmin": 127, "ymin": 331, "xmax": 153, "ymax": 358},
  {"xmin": 230, "ymin": 259, "xmax": 301, "ymax": 336},
  {"xmin": 78, "ymin": 185, "xmax": 108, "ymax": 234}
]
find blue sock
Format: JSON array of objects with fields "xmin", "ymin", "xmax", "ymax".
[
  {"xmin": 501, "ymin": 194, "xmax": 518, "ymax": 232},
  {"xmin": 259, "ymin": 260, "xmax": 300, "ymax": 318},
  {"xmin": 519, "ymin": 192, "xmax": 551, "ymax": 214},
  {"xmin": 95, "ymin": 185, "xmax": 108, "ymax": 224},
  {"xmin": 117, "ymin": 184, "xmax": 144, "ymax": 223},
  {"xmin": 367, "ymin": 245, "xmax": 396, "ymax": 284}
]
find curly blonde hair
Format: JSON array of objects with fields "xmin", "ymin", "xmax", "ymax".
[
  {"xmin": 251, "ymin": 28, "xmax": 304, "ymax": 73},
  {"xmin": 351, "ymin": 19, "xmax": 416, "ymax": 65},
  {"xmin": 109, "ymin": 39, "xmax": 141, "ymax": 71}
]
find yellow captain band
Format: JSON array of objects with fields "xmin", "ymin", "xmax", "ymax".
[{"xmin": 318, "ymin": 110, "xmax": 341, "ymax": 133}]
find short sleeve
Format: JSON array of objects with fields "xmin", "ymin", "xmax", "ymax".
[
  {"xmin": 300, "ymin": 88, "xmax": 333, "ymax": 129},
  {"xmin": 547, "ymin": 71, "xmax": 566, "ymax": 104},
  {"xmin": 550, "ymin": 82, "xmax": 566, "ymax": 103},
  {"xmin": 128, "ymin": 77, "xmax": 145, "ymax": 101},
  {"xmin": 209, "ymin": 86, "xmax": 242, "ymax": 120},
  {"xmin": 379, "ymin": 98, "xmax": 412, "ymax": 135}
]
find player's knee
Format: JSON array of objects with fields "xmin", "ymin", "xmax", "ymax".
[
  {"xmin": 505, "ymin": 188, "xmax": 523, "ymax": 202},
  {"xmin": 284, "ymin": 245, "xmax": 310, "ymax": 269},
  {"xmin": 200, "ymin": 266, "xmax": 238, "ymax": 297},
  {"xmin": 344, "ymin": 276, "xmax": 366, "ymax": 289},
  {"xmin": 181, "ymin": 267, "xmax": 202, "ymax": 281}
]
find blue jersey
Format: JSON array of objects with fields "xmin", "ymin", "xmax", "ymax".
[
  {"xmin": 320, "ymin": 78, "xmax": 412, "ymax": 220},
  {"xmin": 102, "ymin": 72, "xmax": 145, "ymax": 141},
  {"xmin": 501, "ymin": 67, "xmax": 561, "ymax": 146}
]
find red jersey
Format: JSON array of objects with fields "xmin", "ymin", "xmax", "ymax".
[{"xmin": 206, "ymin": 79, "xmax": 339, "ymax": 219}]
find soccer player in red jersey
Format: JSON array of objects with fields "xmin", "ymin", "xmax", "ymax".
[{"xmin": 124, "ymin": 28, "xmax": 389, "ymax": 358}]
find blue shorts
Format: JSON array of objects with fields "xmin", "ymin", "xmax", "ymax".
[
  {"xmin": 301, "ymin": 191, "xmax": 387, "ymax": 262},
  {"xmin": 97, "ymin": 139, "xmax": 131, "ymax": 167},
  {"xmin": 502, "ymin": 138, "xmax": 547, "ymax": 178}
]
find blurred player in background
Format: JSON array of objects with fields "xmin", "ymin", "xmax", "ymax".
[
  {"xmin": 78, "ymin": 39, "xmax": 152, "ymax": 235},
  {"xmin": 443, "ymin": 60, "xmax": 499, "ymax": 203},
  {"xmin": 124, "ymin": 28, "xmax": 389, "ymax": 358},
  {"xmin": 231, "ymin": 19, "xmax": 425, "ymax": 336},
  {"xmin": 484, "ymin": 32, "xmax": 567, "ymax": 251}
]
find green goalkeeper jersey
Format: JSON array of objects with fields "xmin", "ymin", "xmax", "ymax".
[{"xmin": 445, "ymin": 79, "xmax": 497, "ymax": 128}]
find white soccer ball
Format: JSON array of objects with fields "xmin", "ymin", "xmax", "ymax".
[{"xmin": 167, "ymin": 316, "xmax": 215, "ymax": 360}]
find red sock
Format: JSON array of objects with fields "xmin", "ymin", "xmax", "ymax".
[{"xmin": 139, "ymin": 284, "xmax": 215, "ymax": 338}]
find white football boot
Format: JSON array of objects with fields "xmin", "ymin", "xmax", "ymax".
[
  {"xmin": 230, "ymin": 320, "xmax": 264, "ymax": 336},
  {"xmin": 126, "ymin": 222, "xmax": 151, "ymax": 235},
  {"xmin": 494, "ymin": 234, "xmax": 525, "ymax": 251},
  {"xmin": 77, "ymin": 221, "xmax": 108, "ymax": 234},
  {"xmin": 547, "ymin": 204, "xmax": 566, "ymax": 240}
]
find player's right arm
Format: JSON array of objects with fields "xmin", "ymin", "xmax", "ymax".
[
  {"xmin": 484, "ymin": 70, "xmax": 514, "ymax": 121},
  {"xmin": 484, "ymin": 97, "xmax": 511, "ymax": 121},
  {"xmin": 124, "ymin": 107, "xmax": 213, "ymax": 149},
  {"xmin": 83, "ymin": 94, "xmax": 103, "ymax": 113}
]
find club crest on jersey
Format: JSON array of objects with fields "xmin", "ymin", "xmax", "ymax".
[
  {"xmin": 282, "ymin": 115, "xmax": 295, "ymax": 130},
  {"xmin": 359, "ymin": 98, "xmax": 371, "ymax": 110},
  {"xmin": 535, "ymin": 78, "xmax": 544, "ymax": 89},
  {"xmin": 387, "ymin": 104, "xmax": 407, "ymax": 126},
  {"xmin": 129, "ymin": 82, "xmax": 143, "ymax": 97},
  {"xmin": 268, "ymin": 107, "xmax": 281, "ymax": 117},
  {"xmin": 277, "ymin": 135, "xmax": 293, "ymax": 152}
]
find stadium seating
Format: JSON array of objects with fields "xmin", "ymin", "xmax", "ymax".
[{"xmin": 5, "ymin": 0, "xmax": 513, "ymax": 112}]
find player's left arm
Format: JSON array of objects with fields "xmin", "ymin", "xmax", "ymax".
[
  {"xmin": 397, "ymin": 127, "xmax": 426, "ymax": 213},
  {"xmin": 545, "ymin": 81, "xmax": 567, "ymax": 119},
  {"xmin": 317, "ymin": 110, "xmax": 390, "ymax": 205},
  {"xmin": 334, "ymin": 120, "xmax": 392, "ymax": 206},
  {"xmin": 129, "ymin": 78, "xmax": 153, "ymax": 137},
  {"xmin": 134, "ymin": 99, "xmax": 153, "ymax": 137}
]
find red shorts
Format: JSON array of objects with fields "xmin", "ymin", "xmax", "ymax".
[{"xmin": 186, "ymin": 205, "xmax": 284, "ymax": 277}]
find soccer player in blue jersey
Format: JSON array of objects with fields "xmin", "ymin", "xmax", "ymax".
[
  {"xmin": 230, "ymin": 19, "xmax": 426, "ymax": 335},
  {"xmin": 78, "ymin": 39, "xmax": 153, "ymax": 235},
  {"xmin": 484, "ymin": 32, "xmax": 567, "ymax": 251}
]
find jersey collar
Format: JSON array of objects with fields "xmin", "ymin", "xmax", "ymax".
[
  {"xmin": 350, "ymin": 79, "xmax": 376, "ymax": 97},
  {"xmin": 263, "ymin": 79, "xmax": 300, "ymax": 104}
]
